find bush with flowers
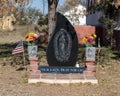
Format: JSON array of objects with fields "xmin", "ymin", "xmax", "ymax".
[
  {"xmin": 82, "ymin": 33, "xmax": 97, "ymax": 47},
  {"xmin": 25, "ymin": 32, "xmax": 38, "ymax": 46}
]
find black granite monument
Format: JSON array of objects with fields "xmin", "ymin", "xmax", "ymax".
[{"xmin": 47, "ymin": 12, "xmax": 78, "ymax": 66}]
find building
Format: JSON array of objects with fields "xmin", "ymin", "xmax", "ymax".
[
  {"xmin": 60, "ymin": 0, "xmax": 107, "ymax": 45},
  {"xmin": 0, "ymin": 14, "xmax": 15, "ymax": 31},
  {"xmin": 63, "ymin": 0, "xmax": 103, "ymax": 26},
  {"xmin": 86, "ymin": 0, "xmax": 103, "ymax": 26}
]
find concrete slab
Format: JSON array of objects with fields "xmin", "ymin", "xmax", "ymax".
[{"xmin": 28, "ymin": 73, "xmax": 98, "ymax": 84}]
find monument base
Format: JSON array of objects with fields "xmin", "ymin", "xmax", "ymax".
[
  {"xmin": 28, "ymin": 58, "xmax": 98, "ymax": 84},
  {"xmin": 28, "ymin": 60, "xmax": 98, "ymax": 84},
  {"xmin": 28, "ymin": 71, "xmax": 98, "ymax": 84}
]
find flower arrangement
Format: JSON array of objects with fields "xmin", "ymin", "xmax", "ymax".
[
  {"xmin": 82, "ymin": 33, "xmax": 97, "ymax": 47},
  {"xmin": 25, "ymin": 32, "xmax": 38, "ymax": 46}
]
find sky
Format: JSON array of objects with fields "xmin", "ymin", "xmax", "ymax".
[{"xmin": 31, "ymin": 0, "xmax": 66, "ymax": 14}]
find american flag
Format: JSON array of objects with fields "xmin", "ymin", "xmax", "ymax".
[{"xmin": 12, "ymin": 40, "xmax": 24, "ymax": 55}]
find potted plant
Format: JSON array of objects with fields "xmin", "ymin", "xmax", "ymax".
[
  {"xmin": 25, "ymin": 32, "xmax": 38, "ymax": 58},
  {"xmin": 82, "ymin": 33, "xmax": 96, "ymax": 47},
  {"xmin": 82, "ymin": 33, "xmax": 97, "ymax": 72}
]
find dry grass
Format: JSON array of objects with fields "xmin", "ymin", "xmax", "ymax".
[{"xmin": 0, "ymin": 25, "xmax": 35, "ymax": 44}]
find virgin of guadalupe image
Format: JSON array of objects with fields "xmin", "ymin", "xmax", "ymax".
[{"xmin": 87, "ymin": 48, "xmax": 93, "ymax": 58}]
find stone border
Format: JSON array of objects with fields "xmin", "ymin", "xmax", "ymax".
[{"xmin": 28, "ymin": 78, "xmax": 98, "ymax": 84}]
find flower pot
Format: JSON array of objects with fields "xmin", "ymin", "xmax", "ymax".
[
  {"xmin": 28, "ymin": 46, "xmax": 38, "ymax": 59},
  {"xmin": 86, "ymin": 47, "xmax": 96, "ymax": 61}
]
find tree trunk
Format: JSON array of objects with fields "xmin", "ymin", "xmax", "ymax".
[{"xmin": 48, "ymin": 0, "xmax": 59, "ymax": 40}]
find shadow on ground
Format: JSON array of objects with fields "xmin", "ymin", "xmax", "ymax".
[{"xmin": 111, "ymin": 52, "xmax": 120, "ymax": 60}]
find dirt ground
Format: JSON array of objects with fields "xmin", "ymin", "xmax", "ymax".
[
  {"xmin": 0, "ymin": 61, "xmax": 120, "ymax": 96},
  {"xmin": 0, "ymin": 25, "xmax": 120, "ymax": 96}
]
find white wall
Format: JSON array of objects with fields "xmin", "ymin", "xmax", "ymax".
[
  {"xmin": 64, "ymin": 5, "xmax": 86, "ymax": 25},
  {"xmin": 77, "ymin": 5, "xmax": 86, "ymax": 25},
  {"xmin": 79, "ymin": 15, "xmax": 86, "ymax": 25}
]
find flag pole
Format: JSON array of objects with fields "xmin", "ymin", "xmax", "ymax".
[
  {"xmin": 96, "ymin": 38, "xmax": 101, "ymax": 74},
  {"xmin": 22, "ymin": 41, "xmax": 26, "ymax": 70}
]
